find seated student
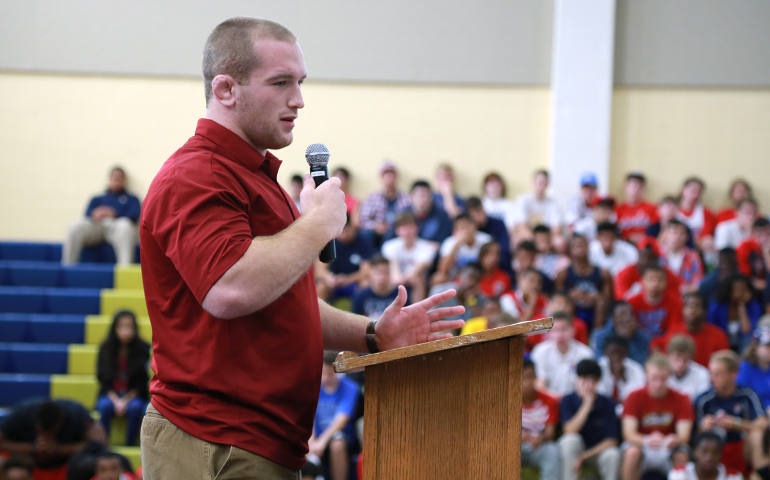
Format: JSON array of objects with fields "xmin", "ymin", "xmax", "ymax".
[
  {"xmin": 532, "ymin": 312, "xmax": 595, "ymax": 397},
  {"xmin": 512, "ymin": 240, "xmax": 555, "ymax": 295},
  {"xmin": 596, "ymin": 335, "xmax": 646, "ymax": 414},
  {"xmin": 433, "ymin": 163, "xmax": 465, "ymax": 219},
  {"xmin": 93, "ymin": 452, "xmax": 134, "ymax": 480},
  {"xmin": 574, "ymin": 196, "xmax": 616, "ymax": 242},
  {"xmin": 559, "ymin": 358, "xmax": 621, "ymax": 480},
  {"xmin": 533, "ymin": 224, "xmax": 570, "ymax": 281},
  {"xmin": 62, "ymin": 166, "xmax": 141, "ymax": 265},
  {"xmin": 0, "ymin": 399, "xmax": 105, "ymax": 472},
  {"xmin": 707, "ymin": 274, "xmax": 763, "ymax": 352},
  {"xmin": 358, "ymin": 161, "xmax": 411, "ymax": 243},
  {"xmin": 547, "ymin": 291, "xmax": 589, "ymax": 345},
  {"xmin": 717, "ymin": 179, "xmax": 754, "ymax": 226},
  {"xmin": 591, "ymin": 301, "xmax": 651, "ymax": 366},
  {"xmin": 566, "ymin": 172, "xmax": 601, "ymax": 228},
  {"xmin": 700, "ymin": 247, "xmax": 740, "ymax": 306},
  {"xmin": 556, "ymin": 234, "xmax": 613, "ymax": 330},
  {"xmin": 736, "ymin": 218, "xmax": 770, "ymax": 292},
  {"xmin": 615, "ymin": 171, "xmax": 659, "ymax": 245},
  {"xmin": 352, "ymin": 255, "xmax": 400, "ymax": 319},
  {"xmin": 738, "ymin": 326, "xmax": 770, "ymax": 416},
  {"xmin": 661, "ymin": 219, "xmax": 705, "ymax": 294},
  {"xmin": 429, "ymin": 262, "xmax": 487, "ymax": 323},
  {"xmin": 615, "ymin": 237, "xmax": 681, "ymax": 300},
  {"xmin": 331, "ymin": 166, "xmax": 359, "ymax": 216},
  {"xmin": 381, "ymin": 212, "xmax": 437, "ymax": 302},
  {"xmin": 715, "ymin": 198, "xmax": 759, "ymax": 251},
  {"xmin": 521, "ymin": 358, "xmax": 561, "ymax": 480},
  {"xmin": 432, "ymin": 213, "xmax": 492, "ymax": 285},
  {"xmin": 96, "ymin": 310, "xmax": 150, "ymax": 447},
  {"xmin": 512, "ymin": 169, "xmax": 564, "ymax": 241},
  {"xmin": 677, "ymin": 177, "xmax": 717, "ymax": 252},
  {"xmin": 465, "ymin": 196, "xmax": 512, "ymax": 274},
  {"xmin": 392, "ymin": 179, "xmax": 453, "ymax": 244},
  {"xmin": 0, "ymin": 457, "xmax": 33, "ymax": 480},
  {"xmin": 666, "ymin": 334, "xmax": 712, "ymax": 401},
  {"xmin": 589, "ymin": 221, "xmax": 639, "ymax": 276},
  {"xmin": 308, "ymin": 352, "xmax": 360, "ymax": 480},
  {"xmin": 651, "ymin": 292, "xmax": 729, "ymax": 367},
  {"xmin": 481, "ymin": 171, "xmax": 517, "ymax": 230},
  {"xmin": 668, "ymin": 431, "xmax": 745, "ymax": 480},
  {"xmin": 695, "ymin": 350, "xmax": 768, "ymax": 475},
  {"xmin": 628, "ymin": 265, "xmax": 685, "ymax": 339},
  {"xmin": 477, "ymin": 241, "xmax": 511, "ymax": 298},
  {"xmin": 316, "ymin": 215, "xmax": 376, "ymax": 301},
  {"xmin": 621, "ymin": 354, "xmax": 694, "ymax": 479},
  {"xmin": 500, "ymin": 268, "xmax": 549, "ymax": 342},
  {"xmin": 647, "ymin": 196, "xmax": 695, "ymax": 249}
]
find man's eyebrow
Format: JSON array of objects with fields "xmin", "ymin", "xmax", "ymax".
[{"xmin": 265, "ymin": 72, "xmax": 307, "ymax": 82}]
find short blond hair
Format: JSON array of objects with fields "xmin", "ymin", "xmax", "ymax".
[
  {"xmin": 202, "ymin": 17, "xmax": 296, "ymax": 104},
  {"xmin": 667, "ymin": 334, "xmax": 695, "ymax": 357},
  {"xmin": 710, "ymin": 349, "xmax": 740, "ymax": 372},
  {"xmin": 645, "ymin": 353, "xmax": 672, "ymax": 372}
]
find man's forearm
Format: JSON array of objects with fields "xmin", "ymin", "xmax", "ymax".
[
  {"xmin": 581, "ymin": 438, "xmax": 617, "ymax": 461},
  {"xmin": 564, "ymin": 403, "xmax": 592, "ymax": 434},
  {"xmin": 319, "ymin": 299, "xmax": 369, "ymax": 352},
  {"xmin": 202, "ymin": 212, "xmax": 330, "ymax": 319}
]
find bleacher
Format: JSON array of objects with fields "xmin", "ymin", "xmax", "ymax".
[{"xmin": 0, "ymin": 241, "xmax": 146, "ymax": 471}]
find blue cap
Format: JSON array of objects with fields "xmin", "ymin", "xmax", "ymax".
[{"xmin": 580, "ymin": 172, "xmax": 598, "ymax": 187}]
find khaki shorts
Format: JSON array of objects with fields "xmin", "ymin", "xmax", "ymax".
[{"xmin": 140, "ymin": 403, "xmax": 300, "ymax": 480}]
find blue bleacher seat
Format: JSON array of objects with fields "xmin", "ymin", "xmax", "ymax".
[
  {"xmin": 0, "ymin": 374, "xmax": 51, "ymax": 405},
  {"xmin": 80, "ymin": 244, "xmax": 140, "ymax": 264},
  {"xmin": 0, "ymin": 286, "xmax": 46, "ymax": 313},
  {"xmin": 0, "ymin": 343, "xmax": 68, "ymax": 374},
  {"xmin": 0, "ymin": 242, "xmax": 61, "ymax": 262},
  {"xmin": 0, "ymin": 314, "xmax": 86, "ymax": 344},
  {"xmin": 46, "ymin": 288, "xmax": 101, "ymax": 314},
  {"xmin": 0, "ymin": 315, "xmax": 26, "ymax": 342},
  {"xmin": 0, "ymin": 261, "xmax": 114, "ymax": 289},
  {"xmin": 3, "ymin": 261, "xmax": 60, "ymax": 287},
  {"xmin": 61, "ymin": 264, "xmax": 114, "ymax": 288}
]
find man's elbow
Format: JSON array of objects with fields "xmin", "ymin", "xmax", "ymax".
[{"xmin": 202, "ymin": 285, "xmax": 260, "ymax": 319}]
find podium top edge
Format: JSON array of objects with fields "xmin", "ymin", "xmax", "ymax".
[{"xmin": 334, "ymin": 317, "xmax": 553, "ymax": 373}]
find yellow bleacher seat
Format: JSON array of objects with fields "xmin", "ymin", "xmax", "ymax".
[
  {"xmin": 51, "ymin": 374, "xmax": 99, "ymax": 410},
  {"xmin": 85, "ymin": 315, "xmax": 152, "ymax": 345},
  {"xmin": 68, "ymin": 344, "xmax": 98, "ymax": 375},
  {"xmin": 114, "ymin": 265, "xmax": 143, "ymax": 290},
  {"xmin": 100, "ymin": 289, "xmax": 148, "ymax": 317}
]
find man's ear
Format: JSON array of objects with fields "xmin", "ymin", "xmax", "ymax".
[{"xmin": 211, "ymin": 74, "xmax": 237, "ymax": 107}]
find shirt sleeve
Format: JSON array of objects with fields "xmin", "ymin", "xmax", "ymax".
[
  {"xmin": 742, "ymin": 389, "xmax": 765, "ymax": 420},
  {"xmin": 676, "ymin": 393, "xmax": 694, "ymax": 422},
  {"xmin": 143, "ymin": 161, "xmax": 255, "ymax": 304},
  {"xmin": 622, "ymin": 391, "xmax": 640, "ymax": 419},
  {"xmin": 546, "ymin": 395, "xmax": 560, "ymax": 425},
  {"xmin": 560, "ymin": 395, "xmax": 577, "ymax": 424}
]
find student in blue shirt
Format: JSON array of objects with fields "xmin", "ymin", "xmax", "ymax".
[
  {"xmin": 308, "ymin": 352, "xmax": 361, "ymax": 480},
  {"xmin": 737, "ymin": 326, "xmax": 770, "ymax": 415}
]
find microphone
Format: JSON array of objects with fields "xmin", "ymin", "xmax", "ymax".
[{"xmin": 305, "ymin": 143, "xmax": 337, "ymax": 263}]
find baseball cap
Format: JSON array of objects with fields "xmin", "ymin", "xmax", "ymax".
[
  {"xmin": 637, "ymin": 236, "xmax": 662, "ymax": 257},
  {"xmin": 580, "ymin": 172, "xmax": 598, "ymax": 187},
  {"xmin": 380, "ymin": 160, "xmax": 397, "ymax": 174}
]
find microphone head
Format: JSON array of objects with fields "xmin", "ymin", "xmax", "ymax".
[{"xmin": 305, "ymin": 143, "xmax": 330, "ymax": 167}]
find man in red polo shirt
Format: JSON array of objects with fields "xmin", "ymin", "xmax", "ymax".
[
  {"xmin": 139, "ymin": 18, "xmax": 465, "ymax": 480},
  {"xmin": 628, "ymin": 265, "xmax": 684, "ymax": 338},
  {"xmin": 615, "ymin": 172, "xmax": 659, "ymax": 244}
]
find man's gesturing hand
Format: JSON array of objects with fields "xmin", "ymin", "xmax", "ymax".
[
  {"xmin": 300, "ymin": 174, "xmax": 346, "ymax": 241},
  {"xmin": 375, "ymin": 285, "xmax": 466, "ymax": 350}
]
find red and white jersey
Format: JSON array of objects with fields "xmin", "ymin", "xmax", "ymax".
[{"xmin": 678, "ymin": 204, "xmax": 716, "ymax": 239}]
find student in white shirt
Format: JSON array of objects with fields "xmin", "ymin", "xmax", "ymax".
[
  {"xmin": 666, "ymin": 334, "xmax": 711, "ymax": 401},
  {"xmin": 589, "ymin": 222, "xmax": 639, "ymax": 276},
  {"xmin": 381, "ymin": 212, "xmax": 438, "ymax": 302},
  {"xmin": 532, "ymin": 312, "xmax": 595, "ymax": 397}
]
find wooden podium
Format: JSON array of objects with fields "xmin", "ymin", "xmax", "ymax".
[{"xmin": 335, "ymin": 317, "xmax": 552, "ymax": 479}]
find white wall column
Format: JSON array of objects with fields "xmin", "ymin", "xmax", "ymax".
[{"xmin": 549, "ymin": 0, "xmax": 616, "ymax": 205}]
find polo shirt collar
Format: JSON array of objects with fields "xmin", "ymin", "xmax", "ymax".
[{"xmin": 195, "ymin": 118, "xmax": 283, "ymax": 179}]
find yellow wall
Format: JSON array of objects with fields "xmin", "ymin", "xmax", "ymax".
[
  {"xmin": 0, "ymin": 72, "xmax": 549, "ymax": 241},
  {"xmin": 611, "ymin": 88, "xmax": 770, "ymax": 211},
  {"xmin": 1, "ymin": 72, "xmax": 769, "ymax": 242}
]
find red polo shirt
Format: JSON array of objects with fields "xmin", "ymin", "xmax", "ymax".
[{"xmin": 140, "ymin": 119, "xmax": 322, "ymax": 470}]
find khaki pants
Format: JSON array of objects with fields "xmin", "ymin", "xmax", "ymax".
[
  {"xmin": 140, "ymin": 403, "xmax": 300, "ymax": 480},
  {"xmin": 62, "ymin": 217, "xmax": 138, "ymax": 265}
]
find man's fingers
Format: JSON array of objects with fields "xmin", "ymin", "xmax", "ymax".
[
  {"xmin": 429, "ymin": 319, "xmax": 465, "ymax": 333},
  {"xmin": 417, "ymin": 288, "xmax": 457, "ymax": 311},
  {"xmin": 302, "ymin": 173, "xmax": 315, "ymax": 191},
  {"xmin": 382, "ymin": 285, "xmax": 408, "ymax": 318},
  {"xmin": 427, "ymin": 332, "xmax": 456, "ymax": 342},
  {"xmin": 427, "ymin": 306, "xmax": 465, "ymax": 321}
]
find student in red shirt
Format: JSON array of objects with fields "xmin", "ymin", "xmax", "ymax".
[
  {"xmin": 521, "ymin": 358, "xmax": 561, "ymax": 480},
  {"xmin": 547, "ymin": 292, "xmax": 589, "ymax": 345},
  {"xmin": 736, "ymin": 218, "xmax": 770, "ymax": 292},
  {"xmin": 478, "ymin": 240, "xmax": 511, "ymax": 298},
  {"xmin": 628, "ymin": 265, "xmax": 684, "ymax": 338},
  {"xmin": 615, "ymin": 172, "xmax": 659, "ymax": 244},
  {"xmin": 621, "ymin": 354, "xmax": 694, "ymax": 479},
  {"xmin": 615, "ymin": 236, "xmax": 681, "ymax": 300},
  {"xmin": 651, "ymin": 292, "xmax": 729, "ymax": 367},
  {"xmin": 500, "ymin": 268, "xmax": 549, "ymax": 350}
]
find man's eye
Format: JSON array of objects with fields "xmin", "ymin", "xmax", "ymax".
[{"xmin": 274, "ymin": 81, "xmax": 287, "ymax": 87}]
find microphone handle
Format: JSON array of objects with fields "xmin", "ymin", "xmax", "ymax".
[{"xmin": 311, "ymin": 169, "xmax": 337, "ymax": 263}]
